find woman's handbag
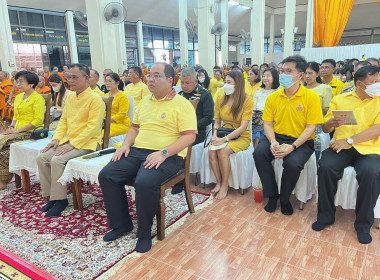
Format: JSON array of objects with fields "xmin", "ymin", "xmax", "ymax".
[
  {"xmin": 217, "ymin": 123, "xmax": 239, "ymax": 141},
  {"xmin": 252, "ymin": 110, "xmax": 264, "ymax": 126},
  {"xmin": 31, "ymin": 126, "xmax": 48, "ymax": 140}
]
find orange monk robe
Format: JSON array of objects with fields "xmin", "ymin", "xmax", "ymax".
[
  {"xmin": 36, "ymin": 86, "xmax": 51, "ymax": 94},
  {"xmin": 44, "ymin": 72, "xmax": 51, "ymax": 86},
  {"xmin": 0, "ymin": 88, "xmax": 6, "ymax": 112},
  {"xmin": 0, "ymin": 79, "xmax": 14, "ymax": 98},
  {"xmin": 142, "ymin": 68, "xmax": 149, "ymax": 84}
]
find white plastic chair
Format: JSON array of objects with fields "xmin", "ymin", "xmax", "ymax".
[
  {"xmin": 109, "ymin": 94, "xmax": 135, "ymax": 147},
  {"xmin": 200, "ymin": 120, "xmax": 254, "ymax": 194}
]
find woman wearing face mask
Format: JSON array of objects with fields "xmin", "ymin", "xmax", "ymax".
[
  {"xmin": 104, "ymin": 73, "xmax": 131, "ymax": 137},
  {"xmin": 304, "ymin": 62, "xmax": 333, "ymax": 116},
  {"xmin": 252, "ymin": 68, "xmax": 279, "ymax": 148},
  {"xmin": 197, "ymin": 69, "xmax": 210, "ymax": 89},
  {"xmin": 209, "ymin": 70, "xmax": 254, "ymax": 200},
  {"xmin": 49, "ymin": 74, "xmax": 72, "ymax": 123},
  {"xmin": 245, "ymin": 67, "xmax": 261, "ymax": 98}
]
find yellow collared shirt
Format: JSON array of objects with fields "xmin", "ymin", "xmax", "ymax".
[
  {"xmin": 13, "ymin": 91, "xmax": 45, "ymax": 130},
  {"xmin": 132, "ymin": 90, "xmax": 197, "ymax": 158},
  {"xmin": 53, "ymin": 87, "xmax": 105, "ymax": 151},
  {"xmin": 124, "ymin": 81, "xmax": 151, "ymax": 107},
  {"xmin": 209, "ymin": 78, "xmax": 223, "ymax": 98},
  {"xmin": 245, "ymin": 81, "xmax": 262, "ymax": 98},
  {"xmin": 325, "ymin": 89, "xmax": 380, "ymax": 155},
  {"xmin": 93, "ymin": 86, "xmax": 105, "ymax": 97},
  {"xmin": 323, "ymin": 76, "xmax": 346, "ymax": 96},
  {"xmin": 263, "ymin": 84, "xmax": 324, "ymax": 139}
]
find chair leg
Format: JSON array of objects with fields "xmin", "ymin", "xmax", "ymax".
[
  {"xmin": 70, "ymin": 182, "xmax": 78, "ymax": 210},
  {"xmin": 184, "ymin": 174, "xmax": 195, "ymax": 214},
  {"xmin": 194, "ymin": 172, "xmax": 199, "ymax": 186},
  {"xmin": 240, "ymin": 188, "xmax": 244, "ymax": 195},
  {"xmin": 299, "ymin": 201, "xmax": 304, "ymax": 210},
  {"xmin": 156, "ymin": 196, "xmax": 166, "ymax": 240},
  {"xmin": 21, "ymin": 169, "xmax": 31, "ymax": 192},
  {"xmin": 73, "ymin": 179, "xmax": 83, "ymax": 211},
  {"xmin": 376, "ymin": 218, "xmax": 380, "ymax": 230},
  {"xmin": 14, "ymin": 174, "xmax": 21, "ymax": 189}
]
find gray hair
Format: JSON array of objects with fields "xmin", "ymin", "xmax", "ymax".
[
  {"xmin": 0, "ymin": 71, "xmax": 9, "ymax": 78},
  {"xmin": 180, "ymin": 67, "xmax": 197, "ymax": 79}
]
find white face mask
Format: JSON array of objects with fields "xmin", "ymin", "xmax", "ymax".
[
  {"xmin": 198, "ymin": 77, "xmax": 205, "ymax": 83},
  {"xmin": 52, "ymin": 85, "xmax": 61, "ymax": 92},
  {"xmin": 223, "ymin": 83, "xmax": 235, "ymax": 95},
  {"xmin": 364, "ymin": 82, "xmax": 380, "ymax": 97},
  {"xmin": 334, "ymin": 75, "xmax": 341, "ymax": 81}
]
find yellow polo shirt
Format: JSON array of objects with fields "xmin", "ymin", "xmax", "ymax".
[
  {"xmin": 124, "ymin": 81, "xmax": 151, "ymax": 107},
  {"xmin": 323, "ymin": 76, "xmax": 346, "ymax": 96},
  {"xmin": 308, "ymin": 84, "xmax": 333, "ymax": 109},
  {"xmin": 263, "ymin": 84, "xmax": 324, "ymax": 140},
  {"xmin": 325, "ymin": 90, "xmax": 380, "ymax": 155},
  {"xmin": 53, "ymin": 87, "xmax": 105, "ymax": 151},
  {"xmin": 209, "ymin": 78, "xmax": 223, "ymax": 98},
  {"xmin": 13, "ymin": 91, "xmax": 45, "ymax": 130},
  {"xmin": 93, "ymin": 86, "xmax": 105, "ymax": 97},
  {"xmin": 132, "ymin": 89, "xmax": 197, "ymax": 158},
  {"xmin": 245, "ymin": 81, "xmax": 262, "ymax": 98}
]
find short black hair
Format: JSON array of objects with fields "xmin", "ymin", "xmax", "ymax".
[
  {"xmin": 282, "ymin": 55, "xmax": 307, "ymax": 72},
  {"xmin": 259, "ymin": 63, "xmax": 269, "ymax": 69},
  {"xmin": 156, "ymin": 63, "xmax": 175, "ymax": 86},
  {"xmin": 261, "ymin": 68, "xmax": 280, "ymax": 89},
  {"xmin": 354, "ymin": 65, "xmax": 379, "ymax": 85},
  {"xmin": 91, "ymin": 69, "xmax": 100, "ymax": 78},
  {"xmin": 252, "ymin": 64, "xmax": 259, "ymax": 68},
  {"xmin": 249, "ymin": 67, "xmax": 261, "ymax": 83},
  {"xmin": 354, "ymin": 61, "xmax": 371, "ymax": 71},
  {"xmin": 321, "ymin": 59, "xmax": 336, "ymax": 68},
  {"xmin": 213, "ymin": 65, "xmax": 222, "ymax": 70},
  {"xmin": 366, "ymin": 57, "xmax": 379, "ymax": 65},
  {"xmin": 130, "ymin": 66, "xmax": 143, "ymax": 78},
  {"xmin": 70, "ymin": 63, "xmax": 90, "ymax": 76},
  {"xmin": 15, "ymin": 71, "xmax": 39, "ymax": 88}
]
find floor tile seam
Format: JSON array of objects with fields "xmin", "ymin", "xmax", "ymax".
[
  {"xmin": 304, "ymin": 234, "xmax": 369, "ymax": 253},
  {"xmin": 148, "ymin": 256, "xmax": 203, "ymax": 278},
  {"xmin": 284, "ymin": 263, "xmax": 335, "ymax": 279},
  {"xmin": 358, "ymin": 250, "xmax": 367, "ymax": 280},
  {"xmin": 249, "ymin": 220, "xmax": 309, "ymax": 236}
]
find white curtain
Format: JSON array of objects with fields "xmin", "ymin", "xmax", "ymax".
[{"xmin": 300, "ymin": 43, "xmax": 380, "ymax": 63}]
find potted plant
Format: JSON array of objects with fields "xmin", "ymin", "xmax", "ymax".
[{"xmin": 253, "ymin": 180, "xmax": 262, "ymax": 203}]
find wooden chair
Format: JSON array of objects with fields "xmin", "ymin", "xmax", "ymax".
[
  {"xmin": 15, "ymin": 94, "xmax": 52, "ymax": 191},
  {"xmin": 71, "ymin": 144, "xmax": 195, "ymax": 240}
]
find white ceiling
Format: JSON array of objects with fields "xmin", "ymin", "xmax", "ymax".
[{"xmin": 6, "ymin": 0, "xmax": 380, "ymax": 37}]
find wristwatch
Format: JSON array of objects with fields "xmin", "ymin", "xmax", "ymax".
[
  {"xmin": 346, "ymin": 137, "xmax": 354, "ymax": 145},
  {"xmin": 161, "ymin": 149, "xmax": 169, "ymax": 158}
]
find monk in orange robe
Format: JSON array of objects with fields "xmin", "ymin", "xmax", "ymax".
[
  {"xmin": 36, "ymin": 76, "xmax": 51, "ymax": 94},
  {"xmin": 0, "ymin": 71, "xmax": 13, "ymax": 100}
]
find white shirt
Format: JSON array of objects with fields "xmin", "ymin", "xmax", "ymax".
[{"xmin": 254, "ymin": 89, "xmax": 276, "ymax": 111}]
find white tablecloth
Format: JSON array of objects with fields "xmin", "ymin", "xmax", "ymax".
[
  {"xmin": 58, "ymin": 149, "xmax": 114, "ymax": 185},
  {"xmin": 9, "ymin": 137, "xmax": 52, "ymax": 175}
]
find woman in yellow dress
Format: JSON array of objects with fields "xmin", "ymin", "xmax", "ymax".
[
  {"xmin": 104, "ymin": 73, "xmax": 131, "ymax": 137},
  {"xmin": 209, "ymin": 70, "xmax": 253, "ymax": 200},
  {"xmin": 245, "ymin": 67, "xmax": 261, "ymax": 98},
  {"xmin": 0, "ymin": 71, "xmax": 45, "ymax": 189}
]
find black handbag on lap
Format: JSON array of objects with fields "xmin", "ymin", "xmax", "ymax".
[
  {"xmin": 217, "ymin": 123, "xmax": 239, "ymax": 141},
  {"xmin": 31, "ymin": 126, "xmax": 48, "ymax": 140}
]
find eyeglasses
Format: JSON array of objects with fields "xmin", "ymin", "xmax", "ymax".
[{"xmin": 146, "ymin": 74, "xmax": 166, "ymax": 80}]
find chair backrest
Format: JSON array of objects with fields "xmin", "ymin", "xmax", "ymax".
[
  {"xmin": 41, "ymin": 94, "xmax": 52, "ymax": 129},
  {"xmin": 102, "ymin": 96, "xmax": 114, "ymax": 149},
  {"xmin": 126, "ymin": 94, "xmax": 135, "ymax": 124}
]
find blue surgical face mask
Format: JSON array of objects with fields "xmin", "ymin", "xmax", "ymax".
[{"xmin": 279, "ymin": 73, "xmax": 295, "ymax": 89}]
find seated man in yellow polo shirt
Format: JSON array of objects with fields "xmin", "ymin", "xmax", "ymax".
[
  {"xmin": 312, "ymin": 65, "xmax": 380, "ymax": 244},
  {"xmin": 37, "ymin": 64, "xmax": 105, "ymax": 217},
  {"xmin": 124, "ymin": 66, "xmax": 151, "ymax": 107},
  {"xmin": 320, "ymin": 59, "xmax": 346, "ymax": 96},
  {"xmin": 98, "ymin": 63, "xmax": 197, "ymax": 253},
  {"xmin": 89, "ymin": 69, "xmax": 105, "ymax": 97},
  {"xmin": 253, "ymin": 55, "xmax": 324, "ymax": 215}
]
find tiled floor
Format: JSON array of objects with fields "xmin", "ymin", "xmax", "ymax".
[{"xmin": 109, "ymin": 180, "xmax": 380, "ymax": 280}]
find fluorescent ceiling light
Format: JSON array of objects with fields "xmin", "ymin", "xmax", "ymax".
[
  {"xmin": 241, "ymin": 5, "xmax": 249, "ymax": 9},
  {"xmin": 229, "ymin": 1, "xmax": 239, "ymax": 6}
]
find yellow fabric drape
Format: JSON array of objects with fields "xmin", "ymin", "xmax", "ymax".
[{"xmin": 314, "ymin": 0, "xmax": 355, "ymax": 47}]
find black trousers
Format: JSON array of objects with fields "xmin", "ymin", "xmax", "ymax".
[
  {"xmin": 317, "ymin": 148, "xmax": 380, "ymax": 233},
  {"xmin": 253, "ymin": 134, "xmax": 314, "ymax": 204},
  {"xmin": 98, "ymin": 147, "xmax": 183, "ymax": 238}
]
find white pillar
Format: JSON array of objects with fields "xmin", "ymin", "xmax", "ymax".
[
  {"xmin": 220, "ymin": 0, "xmax": 229, "ymax": 66},
  {"xmin": 179, "ymin": 0, "xmax": 189, "ymax": 66},
  {"xmin": 85, "ymin": 0, "xmax": 120, "ymax": 81},
  {"xmin": 65, "ymin": 11, "xmax": 79, "ymax": 64},
  {"xmin": 115, "ymin": 21, "xmax": 127, "ymax": 73},
  {"xmin": 268, "ymin": 14, "xmax": 275, "ymax": 63},
  {"xmin": 136, "ymin": 20, "xmax": 144, "ymax": 65},
  {"xmin": 305, "ymin": 0, "xmax": 314, "ymax": 48},
  {"xmin": 197, "ymin": 0, "xmax": 215, "ymax": 75},
  {"xmin": 0, "ymin": 1, "xmax": 17, "ymax": 72},
  {"xmin": 251, "ymin": 0, "xmax": 265, "ymax": 65},
  {"xmin": 283, "ymin": 0, "xmax": 296, "ymax": 58}
]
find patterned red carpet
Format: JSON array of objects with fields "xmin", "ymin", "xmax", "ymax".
[{"xmin": 0, "ymin": 180, "xmax": 211, "ymax": 280}]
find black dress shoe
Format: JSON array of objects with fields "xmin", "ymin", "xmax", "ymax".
[{"xmin": 103, "ymin": 225, "xmax": 133, "ymax": 242}]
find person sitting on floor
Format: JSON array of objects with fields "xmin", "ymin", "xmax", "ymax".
[
  {"xmin": 103, "ymin": 73, "xmax": 131, "ymax": 137},
  {"xmin": 37, "ymin": 64, "xmax": 105, "ymax": 217},
  {"xmin": 209, "ymin": 70, "xmax": 253, "ymax": 200},
  {"xmin": 312, "ymin": 65, "xmax": 380, "ymax": 244},
  {"xmin": 0, "ymin": 71, "xmax": 45, "ymax": 190},
  {"xmin": 98, "ymin": 63, "xmax": 197, "ymax": 253},
  {"xmin": 253, "ymin": 55, "xmax": 324, "ymax": 215}
]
